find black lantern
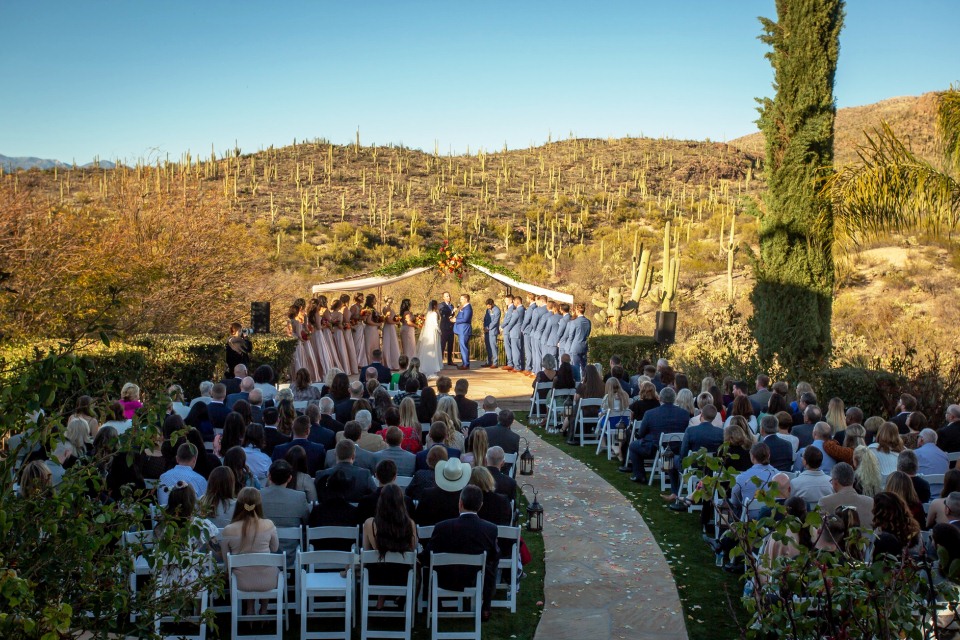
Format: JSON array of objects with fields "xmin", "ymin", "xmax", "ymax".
[
  {"xmin": 520, "ymin": 483, "xmax": 543, "ymax": 532},
  {"xmin": 562, "ymin": 396, "xmax": 575, "ymax": 420},
  {"xmin": 518, "ymin": 436, "xmax": 534, "ymax": 476},
  {"xmin": 661, "ymin": 446, "xmax": 675, "ymax": 471}
]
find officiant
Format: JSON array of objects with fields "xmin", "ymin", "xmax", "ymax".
[{"xmin": 439, "ymin": 291, "xmax": 455, "ymax": 366}]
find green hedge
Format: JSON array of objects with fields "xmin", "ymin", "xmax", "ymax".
[
  {"xmin": 587, "ymin": 335, "xmax": 670, "ymax": 374},
  {"xmin": 816, "ymin": 367, "xmax": 904, "ymax": 419},
  {"xmin": 250, "ymin": 334, "xmax": 298, "ymax": 383}
]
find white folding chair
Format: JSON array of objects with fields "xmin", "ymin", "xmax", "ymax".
[
  {"xmin": 276, "ymin": 526, "xmax": 304, "ymax": 616},
  {"xmin": 298, "ymin": 549, "xmax": 356, "ymax": 640},
  {"xmin": 595, "ymin": 409, "xmax": 632, "ymax": 459},
  {"xmin": 227, "ymin": 552, "xmax": 287, "ymax": 639},
  {"xmin": 649, "ymin": 432, "xmax": 684, "ymax": 489},
  {"xmin": 546, "ymin": 388, "xmax": 576, "ymax": 432},
  {"xmin": 395, "ymin": 476, "xmax": 413, "ymax": 489},
  {"xmin": 171, "ymin": 402, "xmax": 191, "ymax": 419},
  {"xmin": 305, "ymin": 525, "xmax": 360, "ymax": 553},
  {"xmin": 293, "ymin": 400, "xmax": 309, "ymax": 412},
  {"xmin": 528, "ymin": 382, "xmax": 553, "ymax": 420},
  {"xmin": 503, "ymin": 452, "xmax": 519, "ymax": 479},
  {"xmin": 360, "ymin": 550, "xmax": 416, "ymax": 640},
  {"xmin": 922, "ymin": 473, "xmax": 945, "ymax": 497},
  {"xmin": 416, "ymin": 525, "xmax": 435, "ymax": 614},
  {"xmin": 949, "ymin": 451, "xmax": 960, "ymax": 465},
  {"xmin": 492, "ymin": 526, "xmax": 521, "ymax": 612},
  {"xmin": 575, "ymin": 398, "xmax": 603, "ymax": 446},
  {"xmin": 121, "ymin": 530, "xmax": 154, "ymax": 622},
  {"xmin": 154, "ymin": 585, "xmax": 209, "ymax": 640},
  {"xmin": 428, "ymin": 552, "xmax": 485, "ymax": 640}
]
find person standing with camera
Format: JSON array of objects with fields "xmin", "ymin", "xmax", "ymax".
[{"xmin": 226, "ymin": 322, "xmax": 252, "ymax": 378}]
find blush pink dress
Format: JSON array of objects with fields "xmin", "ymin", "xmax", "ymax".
[{"xmin": 380, "ymin": 306, "xmax": 401, "ymax": 370}]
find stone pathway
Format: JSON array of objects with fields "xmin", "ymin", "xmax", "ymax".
[{"xmin": 513, "ymin": 421, "xmax": 689, "ymax": 640}]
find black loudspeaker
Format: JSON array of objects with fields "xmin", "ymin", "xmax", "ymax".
[
  {"xmin": 251, "ymin": 302, "xmax": 271, "ymax": 334},
  {"xmin": 654, "ymin": 310, "xmax": 677, "ymax": 344}
]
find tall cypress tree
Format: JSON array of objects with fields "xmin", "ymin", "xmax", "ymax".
[{"xmin": 751, "ymin": 0, "xmax": 845, "ymax": 374}]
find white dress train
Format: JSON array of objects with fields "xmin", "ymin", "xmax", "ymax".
[{"xmin": 416, "ymin": 311, "xmax": 443, "ymax": 377}]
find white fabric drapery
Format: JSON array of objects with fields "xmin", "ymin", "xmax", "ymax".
[{"xmin": 311, "ymin": 262, "xmax": 574, "ymax": 302}]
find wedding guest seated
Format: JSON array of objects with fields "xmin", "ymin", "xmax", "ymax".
[
  {"xmin": 454, "ymin": 379, "xmax": 479, "ymax": 422},
  {"xmin": 246, "ymin": 389, "xmax": 265, "ymax": 424},
  {"xmin": 915, "ymin": 428, "xmax": 949, "ymax": 476},
  {"xmin": 272, "ymin": 415, "xmax": 325, "ymax": 475},
  {"xmin": 398, "ymin": 357, "xmax": 428, "ymax": 392},
  {"xmin": 262, "ymin": 407, "xmax": 291, "ymax": 456},
  {"xmin": 374, "ymin": 426, "xmax": 417, "ymax": 477},
  {"xmin": 871, "ymin": 491, "xmax": 920, "ymax": 557},
  {"xmin": 869, "ymin": 422, "xmax": 905, "ymax": 476},
  {"xmin": 761, "ymin": 415, "xmax": 795, "ymax": 472},
  {"xmin": 364, "ymin": 349, "xmax": 393, "ymax": 385},
  {"xmin": 153, "ymin": 482, "xmax": 218, "ymax": 589},
  {"xmin": 315, "ymin": 439, "xmax": 376, "ymax": 504},
  {"xmin": 425, "ymin": 484, "xmax": 500, "ymax": 621},
  {"xmin": 227, "ymin": 376, "xmax": 255, "ymax": 409},
  {"xmin": 327, "ymin": 373, "xmax": 353, "ymax": 423},
  {"xmin": 822, "ymin": 423, "xmax": 867, "ymax": 466},
  {"xmin": 395, "ymin": 378, "xmax": 422, "ymax": 408},
  {"xmin": 890, "ymin": 393, "xmax": 919, "ymax": 434},
  {"xmin": 325, "ymin": 421, "xmax": 377, "ymax": 472},
  {"xmin": 469, "ymin": 466, "xmax": 512, "ymax": 525},
  {"xmin": 430, "ymin": 397, "xmax": 465, "ymax": 450},
  {"xmin": 436, "ymin": 376, "xmax": 453, "ymax": 398},
  {"xmin": 623, "ymin": 387, "xmax": 688, "ymax": 483},
  {"xmin": 896, "ymin": 450, "xmax": 931, "ymax": 503},
  {"xmin": 220, "ymin": 364, "xmax": 246, "ymax": 396},
  {"xmin": 567, "ymin": 365, "xmax": 604, "ymax": 445},
  {"xmin": 485, "ymin": 446, "xmax": 517, "ymax": 499},
  {"xmin": 190, "ymin": 380, "xmax": 215, "ymax": 408},
  {"xmin": 200, "ymin": 466, "xmax": 237, "ymax": 527},
  {"xmin": 283, "ymin": 445, "xmax": 319, "ymax": 502},
  {"xmin": 224, "ymin": 446, "xmax": 261, "ymax": 491},
  {"xmin": 663, "ymin": 404, "xmax": 725, "ymax": 505},
  {"xmin": 260, "ymin": 460, "xmax": 310, "ymax": 563},
  {"xmin": 357, "ymin": 459, "xmax": 416, "ymax": 524},
  {"xmin": 392, "ymin": 356, "xmax": 408, "ymax": 389},
  {"xmin": 417, "ymin": 422, "xmax": 463, "ymax": 471},
  {"xmin": 308, "ymin": 469, "xmax": 360, "ymax": 530},
  {"xmin": 305, "ymin": 403, "xmax": 336, "ymax": 450},
  {"xmin": 407, "ymin": 446, "xmax": 447, "ymax": 501},
  {"xmin": 253, "ymin": 364, "xmax": 278, "ymax": 404},
  {"xmin": 789, "ymin": 446, "xmax": 833, "ymax": 503},
  {"xmin": 207, "ymin": 383, "xmax": 231, "ymax": 432},
  {"xmin": 119, "ymin": 382, "xmax": 143, "ymax": 420},
  {"xmin": 221, "ymin": 488, "xmax": 280, "ymax": 615},
  {"xmin": 484, "ymin": 409, "xmax": 520, "ymax": 456},
  {"xmin": 417, "ymin": 387, "xmax": 438, "ymax": 425},
  {"xmin": 469, "ymin": 396, "xmax": 500, "ymax": 432},
  {"xmin": 730, "ymin": 443, "xmax": 777, "ymax": 517},
  {"xmin": 795, "ymin": 422, "xmax": 838, "ymax": 474},
  {"xmin": 903, "ymin": 411, "xmax": 928, "ymax": 449},
  {"xmin": 361, "ymin": 483, "xmax": 417, "ymax": 599},
  {"xmin": 158, "ymin": 443, "xmax": 207, "ymax": 507},
  {"xmin": 818, "ymin": 462, "xmax": 874, "ymax": 528},
  {"xmin": 937, "ymin": 405, "xmax": 960, "ymax": 453},
  {"xmin": 621, "ymin": 382, "xmax": 660, "ymax": 465},
  {"xmin": 242, "ymin": 423, "xmax": 273, "ymax": 480},
  {"xmin": 415, "ymin": 458, "xmax": 471, "ymax": 525},
  {"xmin": 338, "ymin": 409, "xmax": 387, "ymax": 453},
  {"xmin": 18, "ymin": 460, "xmax": 52, "ymax": 498},
  {"xmin": 926, "ymin": 469, "xmax": 960, "ymax": 528},
  {"xmin": 392, "ymin": 399, "xmax": 424, "ymax": 453},
  {"xmin": 885, "ymin": 469, "xmax": 925, "ymax": 526},
  {"xmin": 316, "ymin": 396, "xmax": 344, "ymax": 436}
]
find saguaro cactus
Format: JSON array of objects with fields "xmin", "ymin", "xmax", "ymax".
[
  {"xmin": 657, "ymin": 221, "xmax": 681, "ymax": 312},
  {"xmin": 630, "ymin": 244, "xmax": 653, "ymax": 302},
  {"xmin": 719, "ymin": 208, "xmax": 739, "ymax": 302}
]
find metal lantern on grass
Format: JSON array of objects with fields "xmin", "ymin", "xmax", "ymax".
[
  {"xmin": 661, "ymin": 446, "xmax": 675, "ymax": 471},
  {"xmin": 518, "ymin": 436, "xmax": 534, "ymax": 476},
  {"xmin": 520, "ymin": 483, "xmax": 544, "ymax": 532},
  {"xmin": 562, "ymin": 396, "xmax": 575, "ymax": 421}
]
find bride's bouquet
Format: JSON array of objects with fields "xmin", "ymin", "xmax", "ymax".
[{"xmin": 415, "ymin": 314, "xmax": 426, "ymax": 329}]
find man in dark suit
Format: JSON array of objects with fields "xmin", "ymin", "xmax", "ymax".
[
  {"xmin": 623, "ymin": 387, "xmax": 690, "ymax": 483},
  {"xmin": 485, "ymin": 446, "xmax": 517, "ymax": 499},
  {"xmin": 316, "ymin": 397, "xmax": 345, "ymax": 436},
  {"xmin": 206, "ymin": 383, "xmax": 231, "ymax": 432},
  {"xmin": 469, "ymin": 396, "xmax": 499, "ymax": 433},
  {"xmin": 791, "ymin": 392, "xmax": 818, "ymax": 426},
  {"xmin": 357, "ymin": 459, "xmax": 416, "ymax": 524},
  {"xmin": 453, "ymin": 294, "xmax": 473, "ymax": 370},
  {"xmin": 226, "ymin": 376, "xmax": 254, "ymax": 410},
  {"xmin": 666, "ymin": 404, "xmax": 726, "ymax": 504},
  {"xmin": 415, "ymin": 423, "xmax": 462, "ymax": 471},
  {"xmin": 439, "ymin": 291, "xmax": 456, "ymax": 366},
  {"xmin": 415, "ymin": 458, "xmax": 472, "ymax": 526},
  {"xmin": 748, "ymin": 375, "xmax": 773, "ymax": 417},
  {"xmin": 247, "ymin": 388, "xmax": 265, "ymax": 425},
  {"xmin": 362, "ymin": 349, "xmax": 393, "ymax": 385},
  {"xmin": 219, "ymin": 363, "xmax": 246, "ymax": 396},
  {"xmin": 305, "ymin": 403, "xmax": 336, "ymax": 450},
  {"xmin": 273, "ymin": 416, "xmax": 326, "ymax": 475},
  {"xmin": 315, "ymin": 440, "xmax": 376, "ymax": 503},
  {"xmin": 484, "ymin": 409, "xmax": 520, "ymax": 455},
  {"xmin": 760, "ymin": 415, "xmax": 795, "ymax": 472},
  {"xmin": 454, "ymin": 379, "xmax": 479, "ymax": 422},
  {"xmin": 938, "ymin": 405, "xmax": 960, "ymax": 453},
  {"xmin": 890, "ymin": 393, "xmax": 918, "ymax": 435},
  {"xmin": 426, "ymin": 484, "xmax": 500, "ymax": 620},
  {"xmin": 792, "ymin": 405, "xmax": 821, "ymax": 449},
  {"xmin": 334, "ymin": 381, "xmax": 362, "ymax": 424},
  {"xmin": 261, "ymin": 407, "xmax": 291, "ymax": 457}
]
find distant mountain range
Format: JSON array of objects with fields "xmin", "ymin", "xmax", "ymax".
[{"xmin": 0, "ymin": 154, "xmax": 117, "ymax": 171}]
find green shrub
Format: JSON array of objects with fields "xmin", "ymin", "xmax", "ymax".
[
  {"xmin": 128, "ymin": 334, "xmax": 221, "ymax": 394},
  {"xmin": 587, "ymin": 334, "xmax": 670, "ymax": 374},
  {"xmin": 251, "ymin": 334, "xmax": 298, "ymax": 382},
  {"xmin": 816, "ymin": 366, "xmax": 903, "ymax": 419}
]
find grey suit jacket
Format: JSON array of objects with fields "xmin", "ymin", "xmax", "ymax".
[
  {"xmin": 818, "ymin": 486, "xmax": 874, "ymax": 528},
  {"xmin": 543, "ymin": 313, "xmax": 561, "ymax": 347},
  {"xmin": 485, "ymin": 305, "xmax": 501, "ymax": 334},
  {"xmin": 374, "ymin": 445, "xmax": 417, "ymax": 477},
  {"xmin": 531, "ymin": 305, "xmax": 549, "ymax": 339},
  {"xmin": 314, "ymin": 461, "xmax": 377, "ymax": 503},
  {"xmin": 520, "ymin": 302, "xmax": 537, "ymax": 332},
  {"xmin": 324, "ymin": 443, "xmax": 378, "ymax": 473},
  {"xmin": 556, "ymin": 314, "xmax": 572, "ymax": 351},
  {"xmin": 509, "ymin": 305, "xmax": 525, "ymax": 337},
  {"xmin": 569, "ymin": 316, "xmax": 592, "ymax": 355},
  {"xmin": 501, "ymin": 305, "xmax": 515, "ymax": 334},
  {"xmin": 259, "ymin": 484, "xmax": 309, "ymax": 561}
]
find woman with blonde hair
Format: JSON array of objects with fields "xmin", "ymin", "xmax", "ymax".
[
  {"xmin": 852, "ymin": 445, "xmax": 883, "ymax": 497},
  {"xmin": 825, "ymin": 397, "xmax": 846, "ymax": 436},
  {"xmin": 699, "ymin": 376, "xmax": 716, "ymax": 394},
  {"xmin": 58, "ymin": 416, "xmax": 93, "ymax": 467},
  {"xmin": 674, "ymin": 388, "xmax": 696, "ymax": 418},
  {"xmin": 221, "ymin": 487, "xmax": 279, "ymax": 615},
  {"xmin": 398, "ymin": 397, "xmax": 421, "ymax": 430},
  {"xmin": 399, "ymin": 357, "xmax": 428, "ymax": 390},
  {"xmin": 431, "ymin": 396, "xmax": 464, "ymax": 450},
  {"xmin": 790, "ymin": 381, "xmax": 814, "ymax": 413},
  {"xmin": 70, "ymin": 396, "xmax": 100, "ymax": 439},
  {"xmin": 462, "ymin": 427, "xmax": 488, "ymax": 467},
  {"xmin": 18, "ymin": 460, "xmax": 52, "ymax": 498},
  {"xmin": 119, "ymin": 383, "xmax": 143, "ymax": 419},
  {"xmin": 728, "ymin": 415, "xmax": 756, "ymax": 447},
  {"xmin": 469, "ymin": 466, "xmax": 512, "ymax": 525},
  {"xmin": 723, "ymin": 423, "xmax": 754, "ymax": 472},
  {"xmin": 868, "ymin": 422, "xmax": 904, "ymax": 476}
]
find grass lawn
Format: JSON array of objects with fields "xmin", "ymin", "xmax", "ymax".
[{"xmin": 521, "ymin": 412, "xmax": 746, "ymax": 640}]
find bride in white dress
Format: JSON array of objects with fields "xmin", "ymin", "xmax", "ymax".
[{"xmin": 416, "ymin": 299, "xmax": 443, "ymax": 377}]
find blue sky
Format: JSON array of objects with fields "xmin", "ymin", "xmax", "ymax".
[{"xmin": 1, "ymin": 1, "xmax": 957, "ymax": 163}]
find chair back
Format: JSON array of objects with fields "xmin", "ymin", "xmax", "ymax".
[
  {"xmin": 360, "ymin": 549, "xmax": 416, "ymax": 568},
  {"xmin": 305, "ymin": 525, "xmax": 359, "ymax": 552},
  {"xmin": 298, "ymin": 549, "xmax": 356, "ymax": 573},
  {"xmin": 227, "ymin": 551, "xmax": 286, "ymax": 573},
  {"xmin": 395, "ymin": 476, "xmax": 413, "ymax": 488}
]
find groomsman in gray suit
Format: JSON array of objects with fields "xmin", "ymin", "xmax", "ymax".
[
  {"xmin": 520, "ymin": 294, "xmax": 537, "ymax": 373},
  {"xmin": 482, "ymin": 298, "xmax": 501, "ymax": 368},
  {"xmin": 508, "ymin": 295, "xmax": 525, "ymax": 371},
  {"xmin": 529, "ymin": 295, "xmax": 549, "ymax": 375},
  {"xmin": 542, "ymin": 302, "xmax": 562, "ymax": 359},
  {"xmin": 568, "ymin": 303, "xmax": 592, "ymax": 380},
  {"xmin": 501, "ymin": 295, "xmax": 516, "ymax": 370},
  {"xmin": 556, "ymin": 303, "xmax": 573, "ymax": 358}
]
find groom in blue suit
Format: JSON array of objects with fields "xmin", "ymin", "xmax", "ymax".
[{"xmin": 454, "ymin": 294, "xmax": 474, "ymax": 370}]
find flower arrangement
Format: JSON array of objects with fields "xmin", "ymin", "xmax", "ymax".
[
  {"xmin": 415, "ymin": 314, "xmax": 426, "ymax": 329},
  {"xmin": 437, "ymin": 240, "xmax": 467, "ymax": 282}
]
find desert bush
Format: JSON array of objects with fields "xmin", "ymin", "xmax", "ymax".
[
  {"xmin": 250, "ymin": 333, "xmax": 298, "ymax": 382},
  {"xmin": 816, "ymin": 366, "xmax": 903, "ymax": 419},
  {"xmin": 128, "ymin": 334, "xmax": 222, "ymax": 392}
]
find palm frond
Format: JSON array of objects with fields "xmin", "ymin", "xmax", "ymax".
[{"xmin": 824, "ymin": 122, "xmax": 960, "ymax": 247}]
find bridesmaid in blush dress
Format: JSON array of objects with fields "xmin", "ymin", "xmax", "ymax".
[
  {"xmin": 349, "ymin": 293, "xmax": 368, "ymax": 369},
  {"xmin": 362, "ymin": 294, "xmax": 382, "ymax": 366},
  {"xmin": 318, "ymin": 297, "xmax": 343, "ymax": 372},
  {"xmin": 338, "ymin": 295, "xmax": 360, "ymax": 375},
  {"xmin": 329, "ymin": 300, "xmax": 356, "ymax": 375},
  {"xmin": 308, "ymin": 297, "xmax": 334, "ymax": 381},
  {"xmin": 286, "ymin": 303, "xmax": 306, "ymax": 381},
  {"xmin": 399, "ymin": 298, "xmax": 417, "ymax": 359},
  {"xmin": 380, "ymin": 297, "xmax": 401, "ymax": 371}
]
